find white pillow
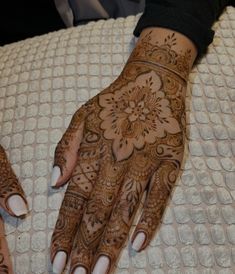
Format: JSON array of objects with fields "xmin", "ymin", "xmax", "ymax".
[{"xmin": 0, "ymin": 10, "xmax": 235, "ymax": 274}]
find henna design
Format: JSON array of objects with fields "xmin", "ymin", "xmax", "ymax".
[
  {"xmin": 0, "ymin": 243, "xmax": 10, "ymax": 274},
  {"xmin": 51, "ymin": 137, "xmax": 101, "ymax": 261},
  {"xmin": 53, "ymin": 100, "xmax": 98, "ymax": 177},
  {"xmin": 0, "ymin": 146, "xmax": 28, "ymax": 274},
  {"xmin": 129, "ymin": 31, "xmax": 191, "ymax": 81},
  {"xmin": 99, "ymin": 71, "xmax": 181, "ymax": 161},
  {"xmin": 69, "ymin": 158, "xmax": 127, "ymax": 273},
  {"xmin": 52, "ymin": 29, "xmax": 194, "ymax": 273},
  {"xmin": 131, "ymin": 160, "xmax": 181, "ymax": 251},
  {"xmin": 0, "ymin": 145, "xmax": 26, "ymax": 215},
  {"xmin": 0, "ymin": 214, "xmax": 13, "ymax": 274}
]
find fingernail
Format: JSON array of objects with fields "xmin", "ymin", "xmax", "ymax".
[
  {"xmin": 131, "ymin": 232, "xmax": 146, "ymax": 252},
  {"xmin": 51, "ymin": 166, "xmax": 61, "ymax": 187},
  {"xmin": 7, "ymin": 195, "xmax": 28, "ymax": 216},
  {"xmin": 92, "ymin": 256, "xmax": 110, "ymax": 274},
  {"xmin": 52, "ymin": 251, "xmax": 67, "ymax": 274},
  {"xmin": 73, "ymin": 266, "xmax": 87, "ymax": 274}
]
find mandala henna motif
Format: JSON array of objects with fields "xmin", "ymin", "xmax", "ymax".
[
  {"xmin": 52, "ymin": 29, "xmax": 196, "ymax": 274},
  {"xmin": 99, "ymin": 71, "xmax": 181, "ymax": 161}
]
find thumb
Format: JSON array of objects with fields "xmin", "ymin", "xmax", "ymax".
[{"xmin": 51, "ymin": 109, "xmax": 85, "ymax": 188}]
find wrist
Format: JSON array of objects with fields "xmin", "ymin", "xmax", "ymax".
[{"xmin": 129, "ymin": 27, "xmax": 197, "ymax": 81}]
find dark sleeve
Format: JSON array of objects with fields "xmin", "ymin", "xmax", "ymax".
[{"xmin": 134, "ymin": 0, "xmax": 235, "ymax": 57}]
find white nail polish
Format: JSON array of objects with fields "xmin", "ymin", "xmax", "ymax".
[
  {"xmin": 7, "ymin": 195, "xmax": 28, "ymax": 216},
  {"xmin": 131, "ymin": 232, "xmax": 146, "ymax": 252},
  {"xmin": 73, "ymin": 266, "xmax": 87, "ymax": 274},
  {"xmin": 51, "ymin": 166, "xmax": 61, "ymax": 187},
  {"xmin": 92, "ymin": 256, "xmax": 110, "ymax": 274},
  {"xmin": 52, "ymin": 251, "xmax": 67, "ymax": 274}
]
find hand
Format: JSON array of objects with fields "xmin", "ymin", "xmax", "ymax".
[
  {"xmin": 50, "ymin": 28, "xmax": 197, "ymax": 274},
  {"xmin": 0, "ymin": 145, "xmax": 28, "ymax": 274}
]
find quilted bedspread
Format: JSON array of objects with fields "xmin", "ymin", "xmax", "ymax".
[{"xmin": 0, "ymin": 8, "xmax": 235, "ymax": 274}]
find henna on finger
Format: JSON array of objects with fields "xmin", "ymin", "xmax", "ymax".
[
  {"xmin": 51, "ymin": 141, "xmax": 101, "ymax": 273},
  {"xmin": 92, "ymin": 153, "xmax": 158, "ymax": 274},
  {"xmin": 0, "ymin": 145, "xmax": 28, "ymax": 217},
  {"xmin": 52, "ymin": 28, "xmax": 197, "ymax": 274},
  {"xmin": 69, "ymin": 157, "xmax": 127, "ymax": 274},
  {"xmin": 90, "ymin": 30, "xmax": 191, "ymax": 273},
  {"xmin": 131, "ymin": 160, "xmax": 181, "ymax": 252},
  {"xmin": 0, "ymin": 215, "xmax": 13, "ymax": 274},
  {"xmin": 52, "ymin": 98, "xmax": 103, "ymax": 187}
]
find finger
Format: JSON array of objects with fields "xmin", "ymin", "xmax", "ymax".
[
  {"xmin": 0, "ymin": 145, "xmax": 28, "ymax": 217},
  {"xmin": 92, "ymin": 153, "xmax": 156, "ymax": 274},
  {"xmin": 69, "ymin": 158, "xmax": 127, "ymax": 274},
  {"xmin": 51, "ymin": 142, "xmax": 100, "ymax": 274},
  {"xmin": 51, "ymin": 109, "xmax": 86, "ymax": 188},
  {"xmin": 0, "ymin": 215, "xmax": 13, "ymax": 274},
  {"xmin": 131, "ymin": 160, "xmax": 180, "ymax": 252}
]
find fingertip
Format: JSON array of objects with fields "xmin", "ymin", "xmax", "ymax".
[
  {"xmin": 51, "ymin": 166, "xmax": 62, "ymax": 188},
  {"xmin": 92, "ymin": 255, "xmax": 110, "ymax": 274},
  {"xmin": 52, "ymin": 251, "xmax": 67, "ymax": 274},
  {"xmin": 131, "ymin": 231, "xmax": 147, "ymax": 252},
  {"xmin": 7, "ymin": 194, "xmax": 28, "ymax": 217}
]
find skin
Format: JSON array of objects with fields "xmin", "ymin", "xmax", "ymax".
[
  {"xmin": 0, "ymin": 145, "xmax": 28, "ymax": 274},
  {"xmin": 51, "ymin": 27, "xmax": 197, "ymax": 274}
]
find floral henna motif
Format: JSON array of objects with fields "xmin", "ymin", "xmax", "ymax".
[{"xmin": 99, "ymin": 71, "xmax": 181, "ymax": 161}]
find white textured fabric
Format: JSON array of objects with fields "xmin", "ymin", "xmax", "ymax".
[{"xmin": 0, "ymin": 9, "xmax": 235, "ymax": 274}]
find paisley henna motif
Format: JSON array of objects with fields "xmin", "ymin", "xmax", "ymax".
[{"xmin": 51, "ymin": 28, "xmax": 196, "ymax": 274}]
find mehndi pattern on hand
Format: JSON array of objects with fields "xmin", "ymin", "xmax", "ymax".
[{"xmin": 51, "ymin": 28, "xmax": 196, "ymax": 274}]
